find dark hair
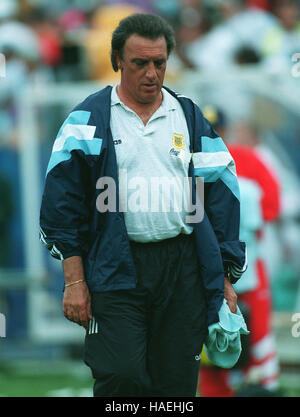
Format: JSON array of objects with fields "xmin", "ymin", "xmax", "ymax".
[
  {"xmin": 234, "ymin": 45, "xmax": 261, "ymax": 65},
  {"xmin": 111, "ymin": 13, "xmax": 176, "ymax": 72}
]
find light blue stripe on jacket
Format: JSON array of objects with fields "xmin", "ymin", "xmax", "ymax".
[
  {"xmin": 193, "ymin": 136, "xmax": 240, "ymax": 200},
  {"xmin": 201, "ymin": 136, "xmax": 228, "ymax": 153},
  {"xmin": 46, "ymin": 110, "xmax": 102, "ymax": 175}
]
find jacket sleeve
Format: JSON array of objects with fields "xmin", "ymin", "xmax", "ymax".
[
  {"xmin": 39, "ymin": 109, "xmax": 102, "ymax": 260},
  {"xmin": 192, "ymin": 112, "xmax": 247, "ymax": 284}
]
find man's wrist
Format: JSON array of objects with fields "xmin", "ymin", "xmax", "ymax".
[
  {"xmin": 65, "ymin": 279, "xmax": 85, "ymax": 288},
  {"xmin": 63, "ymin": 256, "xmax": 85, "ymax": 286},
  {"xmin": 224, "ymin": 276, "xmax": 233, "ymax": 287},
  {"xmin": 223, "ymin": 263, "xmax": 237, "ymax": 284}
]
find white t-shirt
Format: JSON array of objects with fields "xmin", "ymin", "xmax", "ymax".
[{"xmin": 110, "ymin": 85, "xmax": 193, "ymax": 242}]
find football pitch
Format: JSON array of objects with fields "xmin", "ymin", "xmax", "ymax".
[
  {"xmin": 0, "ymin": 360, "xmax": 93, "ymax": 397},
  {"xmin": 0, "ymin": 359, "xmax": 300, "ymax": 397}
]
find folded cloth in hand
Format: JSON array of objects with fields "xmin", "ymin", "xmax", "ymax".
[{"xmin": 203, "ymin": 299, "xmax": 250, "ymax": 369}]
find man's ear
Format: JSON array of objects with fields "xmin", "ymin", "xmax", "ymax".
[{"xmin": 115, "ymin": 52, "xmax": 123, "ymax": 71}]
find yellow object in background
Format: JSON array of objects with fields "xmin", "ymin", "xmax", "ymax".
[{"xmin": 84, "ymin": 4, "xmax": 142, "ymax": 82}]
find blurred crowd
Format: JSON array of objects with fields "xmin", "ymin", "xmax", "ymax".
[
  {"xmin": 0, "ymin": 0, "xmax": 299, "ymax": 142},
  {"xmin": 0, "ymin": 0, "xmax": 300, "ymax": 87},
  {"xmin": 0, "ymin": 0, "xmax": 299, "ymax": 143},
  {"xmin": 0, "ymin": 0, "xmax": 300, "ymax": 397}
]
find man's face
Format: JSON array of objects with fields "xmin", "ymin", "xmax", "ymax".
[{"xmin": 116, "ymin": 34, "xmax": 168, "ymax": 104}]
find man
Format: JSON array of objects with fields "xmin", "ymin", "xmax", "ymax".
[{"xmin": 40, "ymin": 13, "xmax": 246, "ymax": 397}]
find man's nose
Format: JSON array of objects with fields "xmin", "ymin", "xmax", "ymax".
[{"xmin": 145, "ymin": 62, "xmax": 157, "ymax": 80}]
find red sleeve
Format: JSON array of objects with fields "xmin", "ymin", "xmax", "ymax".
[{"xmin": 228, "ymin": 144, "xmax": 281, "ymax": 222}]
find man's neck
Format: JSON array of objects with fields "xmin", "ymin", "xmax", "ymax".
[{"xmin": 116, "ymin": 85, "xmax": 163, "ymax": 126}]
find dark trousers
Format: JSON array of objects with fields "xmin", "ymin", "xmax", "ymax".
[{"xmin": 84, "ymin": 233, "xmax": 208, "ymax": 397}]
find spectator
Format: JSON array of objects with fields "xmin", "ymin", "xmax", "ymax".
[
  {"xmin": 233, "ymin": 120, "xmax": 300, "ymax": 287},
  {"xmin": 262, "ymin": 0, "xmax": 300, "ymax": 72},
  {"xmin": 198, "ymin": 107, "xmax": 281, "ymax": 396},
  {"xmin": 84, "ymin": 3, "xmax": 143, "ymax": 82},
  {"xmin": 184, "ymin": 0, "xmax": 277, "ymax": 71},
  {"xmin": 174, "ymin": 0, "xmax": 214, "ymax": 70},
  {"xmin": 0, "ymin": 1, "xmax": 55, "ymax": 148},
  {"xmin": 56, "ymin": 8, "xmax": 88, "ymax": 81},
  {"xmin": 29, "ymin": 9, "xmax": 63, "ymax": 69}
]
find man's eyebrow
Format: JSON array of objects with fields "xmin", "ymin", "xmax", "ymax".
[
  {"xmin": 131, "ymin": 57, "xmax": 166, "ymax": 63},
  {"xmin": 131, "ymin": 58, "xmax": 149, "ymax": 63}
]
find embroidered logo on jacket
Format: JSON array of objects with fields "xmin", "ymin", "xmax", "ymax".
[{"xmin": 172, "ymin": 133, "xmax": 185, "ymax": 150}]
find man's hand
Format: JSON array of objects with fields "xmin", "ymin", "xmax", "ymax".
[
  {"xmin": 63, "ymin": 281, "xmax": 92, "ymax": 329},
  {"xmin": 62, "ymin": 256, "xmax": 92, "ymax": 330},
  {"xmin": 224, "ymin": 276, "xmax": 237, "ymax": 314}
]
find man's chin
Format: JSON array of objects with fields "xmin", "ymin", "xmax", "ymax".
[{"xmin": 139, "ymin": 89, "xmax": 161, "ymax": 104}]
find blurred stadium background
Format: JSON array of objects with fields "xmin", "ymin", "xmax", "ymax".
[{"xmin": 0, "ymin": 0, "xmax": 300, "ymax": 397}]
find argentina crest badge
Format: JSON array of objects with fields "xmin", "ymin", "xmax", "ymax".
[{"xmin": 172, "ymin": 133, "xmax": 185, "ymax": 150}]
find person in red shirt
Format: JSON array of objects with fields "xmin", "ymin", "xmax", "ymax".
[{"xmin": 198, "ymin": 106, "xmax": 281, "ymax": 397}]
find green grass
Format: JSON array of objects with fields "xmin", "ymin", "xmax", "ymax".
[
  {"xmin": 0, "ymin": 360, "xmax": 93, "ymax": 397},
  {"xmin": 0, "ymin": 375, "xmax": 92, "ymax": 397},
  {"xmin": 0, "ymin": 360, "xmax": 299, "ymax": 397}
]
